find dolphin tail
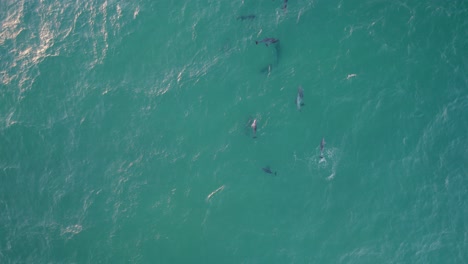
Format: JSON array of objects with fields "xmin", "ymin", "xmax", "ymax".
[{"xmin": 255, "ymin": 41, "xmax": 258, "ymax": 45}]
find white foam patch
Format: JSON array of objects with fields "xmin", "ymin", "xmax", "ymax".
[
  {"xmin": 346, "ymin": 73, "xmax": 357, "ymax": 79},
  {"xmin": 61, "ymin": 224, "xmax": 83, "ymax": 238}
]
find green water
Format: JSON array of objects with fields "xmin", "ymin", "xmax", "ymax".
[{"xmin": 1, "ymin": 0, "xmax": 467, "ymax": 263}]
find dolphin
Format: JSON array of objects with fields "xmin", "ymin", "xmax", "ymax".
[
  {"xmin": 262, "ymin": 166, "xmax": 277, "ymax": 175},
  {"xmin": 296, "ymin": 86, "xmax": 304, "ymax": 110},
  {"xmin": 282, "ymin": 0, "xmax": 288, "ymax": 10},
  {"xmin": 251, "ymin": 119, "xmax": 257, "ymax": 138},
  {"xmin": 255, "ymin": 38, "xmax": 279, "ymax": 47},
  {"xmin": 237, "ymin": 14, "xmax": 256, "ymax": 20},
  {"xmin": 320, "ymin": 137, "xmax": 326, "ymax": 158},
  {"xmin": 259, "ymin": 41, "xmax": 281, "ymax": 74}
]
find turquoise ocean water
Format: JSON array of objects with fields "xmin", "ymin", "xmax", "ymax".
[{"xmin": 1, "ymin": 0, "xmax": 467, "ymax": 263}]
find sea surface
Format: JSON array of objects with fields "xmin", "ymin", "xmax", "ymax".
[{"xmin": 1, "ymin": 0, "xmax": 467, "ymax": 263}]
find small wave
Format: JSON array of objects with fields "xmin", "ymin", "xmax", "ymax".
[
  {"xmin": 206, "ymin": 185, "xmax": 225, "ymax": 202},
  {"xmin": 1, "ymin": 0, "xmax": 75, "ymax": 99}
]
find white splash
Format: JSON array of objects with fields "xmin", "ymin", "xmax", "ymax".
[
  {"xmin": 347, "ymin": 73, "xmax": 357, "ymax": 79},
  {"xmin": 133, "ymin": 6, "xmax": 140, "ymax": 19}
]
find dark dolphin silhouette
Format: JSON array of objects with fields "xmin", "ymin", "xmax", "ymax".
[
  {"xmin": 262, "ymin": 166, "xmax": 277, "ymax": 175},
  {"xmin": 255, "ymin": 38, "xmax": 279, "ymax": 47},
  {"xmin": 320, "ymin": 138, "xmax": 326, "ymax": 158},
  {"xmin": 296, "ymin": 86, "xmax": 304, "ymax": 110},
  {"xmin": 237, "ymin": 14, "xmax": 256, "ymax": 20}
]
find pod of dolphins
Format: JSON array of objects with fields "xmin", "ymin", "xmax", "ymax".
[
  {"xmin": 254, "ymin": 87, "xmax": 325, "ymax": 175},
  {"xmin": 238, "ymin": 1, "xmax": 325, "ymax": 175}
]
